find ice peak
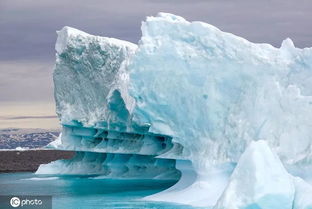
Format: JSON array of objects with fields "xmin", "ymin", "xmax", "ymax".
[
  {"xmin": 281, "ymin": 38, "xmax": 295, "ymax": 49},
  {"xmin": 156, "ymin": 12, "xmax": 186, "ymax": 22},
  {"xmin": 233, "ymin": 140, "xmax": 290, "ymax": 180},
  {"xmin": 55, "ymin": 26, "xmax": 90, "ymax": 54},
  {"xmin": 215, "ymin": 140, "xmax": 295, "ymax": 209}
]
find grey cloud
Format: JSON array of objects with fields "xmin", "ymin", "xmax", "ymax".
[
  {"xmin": 0, "ymin": 61, "xmax": 54, "ymax": 102},
  {"xmin": 0, "ymin": 0, "xmax": 312, "ymax": 104},
  {"xmin": 1, "ymin": 0, "xmax": 312, "ymax": 61}
]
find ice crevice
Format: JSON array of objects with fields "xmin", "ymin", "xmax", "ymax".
[{"xmin": 37, "ymin": 13, "xmax": 312, "ymax": 208}]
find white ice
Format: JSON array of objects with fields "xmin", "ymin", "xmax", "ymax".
[
  {"xmin": 214, "ymin": 140, "xmax": 295, "ymax": 209},
  {"xmin": 129, "ymin": 13, "xmax": 312, "ymax": 171}
]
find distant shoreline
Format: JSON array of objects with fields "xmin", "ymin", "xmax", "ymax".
[{"xmin": 0, "ymin": 149, "xmax": 74, "ymax": 173}]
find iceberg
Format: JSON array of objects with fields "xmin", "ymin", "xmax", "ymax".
[{"xmin": 37, "ymin": 13, "xmax": 312, "ymax": 208}]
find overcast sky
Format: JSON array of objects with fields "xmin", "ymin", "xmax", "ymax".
[{"xmin": 0, "ymin": 0, "xmax": 311, "ymax": 128}]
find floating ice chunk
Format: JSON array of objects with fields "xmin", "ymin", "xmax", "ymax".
[
  {"xmin": 15, "ymin": 146, "xmax": 27, "ymax": 151},
  {"xmin": 214, "ymin": 140, "xmax": 295, "ymax": 209}
]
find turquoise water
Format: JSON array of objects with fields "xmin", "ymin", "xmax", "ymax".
[{"xmin": 0, "ymin": 172, "xmax": 198, "ymax": 209}]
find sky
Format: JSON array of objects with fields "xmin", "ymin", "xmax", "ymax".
[{"xmin": 0, "ymin": 0, "xmax": 312, "ymax": 129}]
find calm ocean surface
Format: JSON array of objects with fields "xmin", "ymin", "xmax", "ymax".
[{"xmin": 0, "ymin": 172, "xmax": 199, "ymax": 209}]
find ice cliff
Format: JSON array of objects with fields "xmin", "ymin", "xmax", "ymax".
[{"xmin": 37, "ymin": 13, "xmax": 312, "ymax": 208}]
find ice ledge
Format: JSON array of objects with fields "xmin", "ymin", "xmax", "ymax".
[
  {"xmin": 55, "ymin": 26, "xmax": 136, "ymax": 54},
  {"xmin": 55, "ymin": 26, "xmax": 89, "ymax": 54}
]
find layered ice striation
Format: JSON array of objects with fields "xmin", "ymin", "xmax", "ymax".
[
  {"xmin": 37, "ymin": 13, "xmax": 312, "ymax": 208},
  {"xmin": 37, "ymin": 151, "xmax": 180, "ymax": 180}
]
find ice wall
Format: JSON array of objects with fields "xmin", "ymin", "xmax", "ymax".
[
  {"xmin": 54, "ymin": 26, "xmax": 136, "ymax": 126},
  {"xmin": 129, "ymin": 13, "xmax": 312, "ymax": 171},
  {"xmin": 38, "ymin": 26, "xmax": 183, "ymax": 180}
]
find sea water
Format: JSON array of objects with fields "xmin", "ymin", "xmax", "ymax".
[{"xmin": 0, "ymin": 173, "xmax": 199, "ymax": 209}]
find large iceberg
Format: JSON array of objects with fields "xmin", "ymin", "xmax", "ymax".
[{"xmin": 37, "ymin": 13, "xmax": 312, "ymax": 208}]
